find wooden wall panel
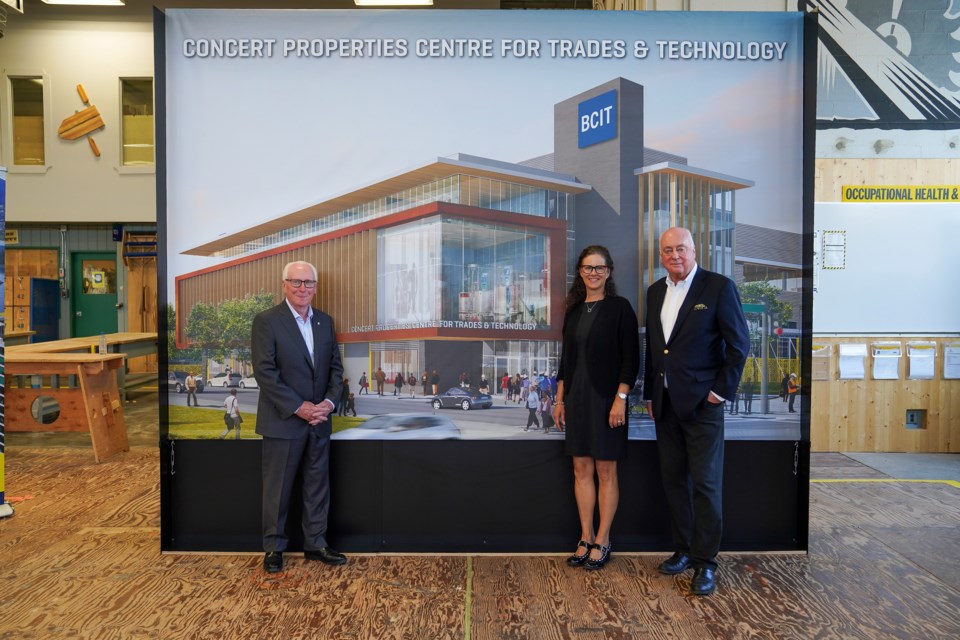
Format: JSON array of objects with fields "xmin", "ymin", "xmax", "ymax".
[
  {"xmin": 810, "ymin": 335, "xmax": 959, "ymax": 453},
  {"xmin": 126, "ymin": 259, "xmax": 158, "ymax": 373},
  {"xmin": 176, "ymin": 234, "xmax": 378, "ymax": 345},
  {"xmin": 815, "ymin": 159, "xmax": 960, "ymax": 202},
  {"xmin": 6, "ymin": 249, "xmax": 58, "ymax": 279}
]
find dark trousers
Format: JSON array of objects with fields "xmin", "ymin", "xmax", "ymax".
[
  {"xmin": 261, "ymin": 428, "xmax": 331, "ymax": 553},
  {"xmin": 186, "ymin": 389, "xmax": 197, "ymax": 406},
  {"xmin": 727, "ymin": 394, "xmax": 739, "ymax": 414},
  {"xmin": 788, "ymin": 393, "xmax": 797, "ymax": 412},
  {"xmin": 654, "ymin": 390, "xmax": 725, "ymax": 570},
  {"xmin": 526, "ymin": 408, "xmax": 540, "ymax": 429},
  {"xmin": 743, "ymin": 393, "xmax": 753, "ymax": 414}
]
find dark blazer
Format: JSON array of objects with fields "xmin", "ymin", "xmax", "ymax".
[
  {"xmin": 252, "ymin": 302, "xmax": 344, "ymax": 439},
  {"xmin": 557, "ymin": 295, "xmax": 640, "ymax": 398},
  {"xmin": 643, "ymin": 267, "xmax": 749, "ymax": 422}
]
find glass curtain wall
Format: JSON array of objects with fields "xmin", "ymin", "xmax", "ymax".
[
  {"xmin": 218, "ymin": 174, "xmax": 574, "ymax": 259},
  {"xmin": 640, "ymin": 171, "xmax": 736, "ymax": 287},
  {"xmin": 377, "ymin": 218, "xmax": 441, "ymax": 329},
  {"xmin": 377, "ymin": 218, "xmax": 553, "ymax": 330},
  {"xmin": 440, "ymin": 219, "xmax": 550, "ymax": 328},
  {"xmin": 483, "ymin": 340, "xmax": 561, "ymax": 389}
]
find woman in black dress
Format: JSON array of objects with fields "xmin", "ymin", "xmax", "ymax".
[{"xmin": 553, "ymin": 245, "xmax": 639, "ymax": 570}]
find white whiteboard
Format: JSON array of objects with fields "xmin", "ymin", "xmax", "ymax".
[{"xmin": 813, "ymin": 203, "xmax": 960, "ymax": 333}]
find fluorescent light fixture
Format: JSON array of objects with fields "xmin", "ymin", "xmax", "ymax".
[
  {"xmin": 355, "ymin": 0, "xmax": 433, "ymax": 6},
  {"xmin": 41, "ymin": 0, "xmax": 125, "ymax": 6}
]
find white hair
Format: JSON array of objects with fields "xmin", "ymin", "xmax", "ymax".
[{"xmin": 283, "ymin": 260, "xmax": 317, "ymax": 281}]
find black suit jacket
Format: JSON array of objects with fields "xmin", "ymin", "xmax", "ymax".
[
  {"xmin": 643, "ymin": 267, "xmax": 749, "ymax": 422},
  {"xmin": 252, "ymin": 302, "xmax": 344, "ymax": 439}
]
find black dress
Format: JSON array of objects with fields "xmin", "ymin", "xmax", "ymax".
[{"xmin": 564, "ymin": 300, "xmax": 628, "ymax": 460}]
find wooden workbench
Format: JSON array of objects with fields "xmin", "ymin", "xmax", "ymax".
[
  {"xmin": 4, "ymin": 332, "xmax": 157, "ymax": 462},
  {"xmin": 4, "ymin": 352, "xmax": 128, "ymax": 463},
  {"xmin": 8, "ymin": 331, "xmax": 158, "ymax": 400}
]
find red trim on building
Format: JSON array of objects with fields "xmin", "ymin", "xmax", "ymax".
[{"xmin": 176, "ymin": 201, "xmax": 568, "ymax": 346}]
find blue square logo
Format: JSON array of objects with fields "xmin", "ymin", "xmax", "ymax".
[{"xmin": 578, "ymin": 89, "xmax": 617, "ymax": 148}]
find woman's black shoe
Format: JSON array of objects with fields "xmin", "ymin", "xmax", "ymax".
[
  {"xmin": 585, "ymin": 543, "xmax": 612, "ymax": 570},
  {"xmin": 566, "ymin": 540, "xmax": 593, "ymax": 566}
]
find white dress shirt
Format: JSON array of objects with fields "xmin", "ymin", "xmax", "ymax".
[
  {"xmin": 660, "ymin": 262, "xmax": 697, "ymax": 343},
  {"xmin": 284, "ymin": 299, "xmax": 336, "ymax": 411},
  {"xmin": 285, "ymin": 298, "xmax": 315, "ymax": 361},
  {"xmin": 659, "ymin": 263, "xmax": 724, "ymax": 402}
]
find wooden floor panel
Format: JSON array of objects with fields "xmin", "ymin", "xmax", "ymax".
[
  {"xmin": 810, "ymin": 482, "xmax": 960, "ymax": 529},
  {"xmin": 1, "ymin": 448, "xmax": 958, "ymax": 640},
  {"xmin": 810, "ymin": 452, "xmax": 889, "ymax": 480}
]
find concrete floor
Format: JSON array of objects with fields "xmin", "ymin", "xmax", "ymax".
[{"xmin": 844, "ymin": 452, "xmax": 960, "ymax": 482}]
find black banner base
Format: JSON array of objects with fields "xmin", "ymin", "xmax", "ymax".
[{"xmin": 164, "ymin": 439, "xmax": 804, "ymax": 553}]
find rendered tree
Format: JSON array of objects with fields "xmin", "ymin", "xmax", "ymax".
[
  {"xmin": 738, "ymin": 281, "xmax": 795, "ymax": 388},
  {"xmin": 218, "ymin": 292, "xmax": 276, "ymax": 374},
  {"xmin": 184, "ymin": 301, "xmax": 221, "ymax": 379},
  {"xmin": 738, "ymin": 281, "xmax": 793, "ymax": 331}
]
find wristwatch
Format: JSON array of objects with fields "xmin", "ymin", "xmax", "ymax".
[{"xmin": 617, "ymin": 392, "xmax": 627, "ymax": 400}]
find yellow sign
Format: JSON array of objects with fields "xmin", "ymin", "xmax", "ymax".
[
  {"xmin": 4, "ymin": 230, "xmax": 18, "ymax": 245},
  {"xmin": 90, "ymin": 270, "xmax": 107, "ymax": 293},
  {"xmin": 842, "ymin": 185, "xmax": 960, "ymax": 203}
]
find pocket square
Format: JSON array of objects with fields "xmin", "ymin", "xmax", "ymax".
[{"xmin": 694, "ymin": 303, "xmax": 708, "ymax": 311}]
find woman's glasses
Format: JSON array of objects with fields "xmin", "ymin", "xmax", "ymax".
[{"xmin": 579, "ymin": 265, "xmax": 609, "ymax": 275}]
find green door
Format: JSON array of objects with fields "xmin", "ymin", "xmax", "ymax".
[{"xmin": 71, "ymin": 252, "xmax": 119, "ymax": 337}]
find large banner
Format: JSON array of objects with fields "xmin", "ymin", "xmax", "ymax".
[{"xmin": 163, "ymin": 10, "xmax": 806, "ymax": 444}]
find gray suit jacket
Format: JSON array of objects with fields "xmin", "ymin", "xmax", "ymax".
[{"xmin": 252, "ymin": 302, "xmax": 344, "ymax": 439}]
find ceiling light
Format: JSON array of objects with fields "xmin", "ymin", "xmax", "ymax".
[
  {"xmin": 354, "ymin": 0, "xmax": 434, "ymax": 6},
  {"xmin": 41, "ymin": 1, "xmax": 125, "ymax": 6}
]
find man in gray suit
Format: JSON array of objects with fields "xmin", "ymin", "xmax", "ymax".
[{"xmin": 253, "ymin": 260, "xmax": 345, "ymax": 573}]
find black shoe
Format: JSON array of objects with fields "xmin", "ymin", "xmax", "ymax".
[
  {"xmin": 584, "ymin": 542, "xmax": 612, "ymax": 570},
  {"xmin": 566, "ymin": 540, "xmax": 593, "ymax": 567},
  {"xmin": 304, "ymin": 547, "xmax": 348, "ymax": 566},
  {"xmin": 658, "ymin": 552, "xmax": 691, "ymax": 575},
  {"xmin": 690, "ymin": 567, "xmax": 716, "ymax": 595},
  {"xmin": 263, "ymin": 551, "xmax": 283, "ymax": 573}
]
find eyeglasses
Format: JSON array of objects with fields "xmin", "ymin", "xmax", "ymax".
[
  {"xmin": 579, "ymin": 265, "xmax": 609, "ymax": 275},
  {"xmin": 284, "ymin": 279, "xmax": 317, "ymax": 289}
]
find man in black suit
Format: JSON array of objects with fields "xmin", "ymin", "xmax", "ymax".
[
  {"xmin": 253, "ymin": 260, "xmax": 346, "ymax": 574},
  {"xmin": 644, "ymin": 227, "xmax": 749, "ymax": 595}
]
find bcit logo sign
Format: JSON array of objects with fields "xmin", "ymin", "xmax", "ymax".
[{"xmin": 578, "ymin": 89, "xmax": 617, "ymax": 148}]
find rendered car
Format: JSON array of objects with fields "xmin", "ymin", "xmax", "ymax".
[
  {"xmin": 238, "ymin": 375, "xmax": 258, "ymax": 389},
  {"xmin": 208, "ymin": 372, "xmax": 242, "ymax": 388},
  {"xmin": 334, "ymin": 414, "xmax": 461, "ymax": 440},
  {"xmin": 430, "ymin": 387, "xmax": 493, "ymax": 411},
  {"xmin": 167, "ymin": 371, "xmax": 204, "ymax": 393}
]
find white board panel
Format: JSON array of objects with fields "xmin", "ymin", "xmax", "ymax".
[{"xmin": 813, "ymin": 203, "xmax": 960, "ymax": 333}]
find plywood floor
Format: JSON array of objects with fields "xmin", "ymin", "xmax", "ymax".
[{"xmin": 1, "ymin": 439, "xmax": 959, "ymax": 638}]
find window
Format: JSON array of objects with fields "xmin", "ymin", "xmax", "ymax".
[
  {"xmin": 82, "ymin": 260, "xmax": 117, "ymax": 295},
  {"xmin": 11, "ymin": 77, "xmax": 45, "ymax": 165},
  {"xmin": 120, "ymin": 78, "xmax": 154, "ymax": 166}
]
